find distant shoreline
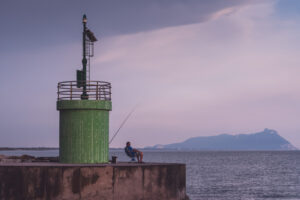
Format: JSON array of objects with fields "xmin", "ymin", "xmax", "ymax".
[
  {"xmin": 0, "ymin": 147, "xmax": 124, "ymax": 151},
  {"xmin": 0, "ymin": 147, "xmax": 58, "ymax": 151},
  {"xmin": 0, "ymin": 147, "xmax": 299, "ymax": 152}
]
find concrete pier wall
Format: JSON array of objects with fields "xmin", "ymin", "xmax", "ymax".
[{"xmin": 0, "ymin": 163, "xmax": 187, "ymax": 200}]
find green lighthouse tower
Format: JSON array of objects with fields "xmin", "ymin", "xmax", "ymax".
[{"xmin": 57, "ymin": 15, "xmax": 112, "ymax": 163}]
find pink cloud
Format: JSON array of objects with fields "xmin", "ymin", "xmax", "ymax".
[{"xmin": 92, "ymin": 2, "xmax": 300, "ymax": 148}]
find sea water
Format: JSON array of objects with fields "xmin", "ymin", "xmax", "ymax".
[{"xmin": 1, "ymin": 150, "xmax": 300, "ymax": 200}]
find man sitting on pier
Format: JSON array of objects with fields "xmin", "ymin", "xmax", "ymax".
[{"xmin": 125, "ymin": 141, "xmax": 143, "ymax": 163}]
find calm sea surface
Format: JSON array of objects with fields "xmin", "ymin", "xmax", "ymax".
[{"xmin": 1, "ymin": 150, "xmax": 300, "ymax": 200}]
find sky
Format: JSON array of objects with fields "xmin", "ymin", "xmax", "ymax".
[{"xmin": 0, "ymin": 0, "xmax": 300, "ymax": 148}]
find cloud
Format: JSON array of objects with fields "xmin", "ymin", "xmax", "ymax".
[
  {"xmin": 0, "ymin": 0, "xmax": 256, "ymax": 53},
  {"xmin": 1, "ymin": 0, "xmax": 300, "ymax": 148},
  {"xmin": 93, "ymin": 1, "xmax": 300, "ymax": 148}
]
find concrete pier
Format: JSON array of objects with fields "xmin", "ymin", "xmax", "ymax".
[{"xmin": 0, "ymin": 162, "xmax": 187, "ymax": 200}]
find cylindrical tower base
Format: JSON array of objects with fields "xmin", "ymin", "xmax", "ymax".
[{"xmin": 57, "ymin": 100, "xmax": 112, "ymax": 163}]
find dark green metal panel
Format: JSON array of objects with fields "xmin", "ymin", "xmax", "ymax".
[
  {"xmin": 57, "ymin": 100, "xmax": 111, "ymax": 163},
  {"xmin": 76, "ymin": 70, "xmax": 84, "ymax": 88}
]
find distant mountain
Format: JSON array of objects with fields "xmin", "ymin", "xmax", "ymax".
[{"xmin": 148, "ymin": 129, "xmax": 298, "ymax": 150}]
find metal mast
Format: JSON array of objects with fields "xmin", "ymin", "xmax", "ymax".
[
  {"xmin": 78, "ymin": 14, "xmax": 97, "ymax": 100},
  {"xmin": 81, "ymin": 14, "xmax": 88, "ymax": 99}
]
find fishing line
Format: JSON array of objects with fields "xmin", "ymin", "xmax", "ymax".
[{"xmin": 109, "ymin": 104, "xmax": 139, "ymax": 144}]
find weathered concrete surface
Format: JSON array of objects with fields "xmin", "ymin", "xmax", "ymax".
[{"xmin": 0, "ymin": 162, "xmax": 187, "ymax": 200}]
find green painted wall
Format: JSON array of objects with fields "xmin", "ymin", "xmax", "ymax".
[{"xmin": 57, "ymin": 100, "xmax": 112, "ymax": 163}]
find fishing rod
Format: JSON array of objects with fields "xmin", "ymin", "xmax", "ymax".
[{"xmin": 109, "ymin": 105, "xmax": 138, "ymax": 144}]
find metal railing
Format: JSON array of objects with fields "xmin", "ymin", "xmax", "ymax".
[{"xmin": 57, "ymin": 81, "xmax": 111, "ymax": 101}]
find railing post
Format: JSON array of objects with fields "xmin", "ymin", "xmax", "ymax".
[
  {"xmin": 57, "ymin": 84, "xmax": 60, "ymax": 100},
  {"xmin": 96, "ymin": 82, "xmax": 99, "ymax": 100},
  {"xmin": 70, "ymin": 82, "xmax": 72, "ymax": 100},
  {"xmin": 109, "ymin": 85, "xmax": 111, "ymax": 100}
]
